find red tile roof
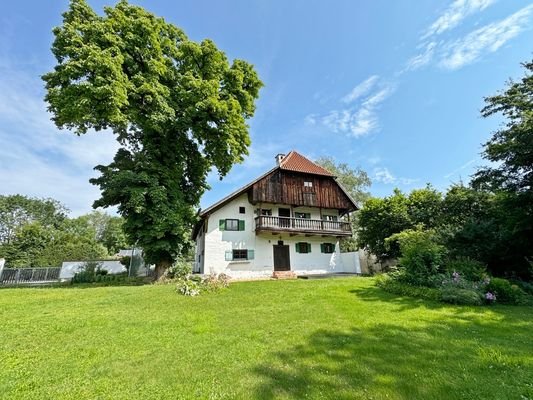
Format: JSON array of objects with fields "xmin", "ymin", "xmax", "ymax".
[{"xmin": 279, "ymin": 151, "xmax": 334, "ymax": 176}]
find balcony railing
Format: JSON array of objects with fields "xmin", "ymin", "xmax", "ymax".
[{"xmin": 255, "ymin": 216, "xmax": 352, "ymax": 236}]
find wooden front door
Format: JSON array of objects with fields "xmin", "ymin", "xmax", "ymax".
[{"xmin": 273, "ymin": 245, "xmax": 290, "ymax": 271}]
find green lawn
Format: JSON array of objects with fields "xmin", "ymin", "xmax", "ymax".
[{"xmin": 1, "ymin": 278, "xmax": 532, "ymax": 400}]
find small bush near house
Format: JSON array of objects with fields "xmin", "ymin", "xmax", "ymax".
[
  {"xmin": 440, "ymin": 287, "xmax": 483, "ymax": 306},
  {"xmin": 486, "ymin": 278, "xmax": 528, "ymax": 305}
]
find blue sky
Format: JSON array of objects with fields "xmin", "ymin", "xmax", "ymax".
[{"xmin": 0, "ymin": 0, "xmax": 532, "ymax": 215}]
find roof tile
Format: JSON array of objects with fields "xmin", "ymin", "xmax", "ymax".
[{"xmin": 279, "ymin": 151, "xmax": 334, "ymax": 176}]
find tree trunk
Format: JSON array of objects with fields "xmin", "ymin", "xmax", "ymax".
[{"xmin": 154, "ymin": 259, "xmax": 171, "ymax": 281}]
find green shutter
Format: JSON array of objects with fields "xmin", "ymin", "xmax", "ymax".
[
  {"xmin": 219, "ymin": 219, "xmax": 225, "ymax": 230},
  {"xmin": 320, "ymin": 243, "xmax": 325, "ymax": 253},
  {"xmin": 247, "ymin": 249, "xmax": 255, "ymax": 260},
  {"xmin": 238, "ymin": 220, "xmax": 245, "ymax": 231},
  {"xmin": 295, "ymin": 242, "xmax": 300, "ymax": 253},
  {"xmin": 225, "ymin": 250, "xmax": 233, "ymax": 261},
  {"xmin": 308, "ymin": 243, "xmax": 311, "ymax": 253}
]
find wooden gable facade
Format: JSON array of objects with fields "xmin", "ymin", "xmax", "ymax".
[{"xmin": 248, "ymin": 168, "xmax": 356, "ymax": 215}]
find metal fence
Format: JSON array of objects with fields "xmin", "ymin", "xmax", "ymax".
[{"xmin": 0, "ymin": 267, "xmax": 61, "ymax": 285}]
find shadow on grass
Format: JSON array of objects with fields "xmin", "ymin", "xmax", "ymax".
[{"xmin": 252, "ymin": 318, "xmax": 533, "ymax": 400}]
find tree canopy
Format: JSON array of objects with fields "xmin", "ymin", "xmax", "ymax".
[
  {"xmin": 43, "ymin": 0, "xmax": 263, "ymax": 276},
  {"xmin": 315, "ymin": 157, "xmax": 371, "ymax": 205}
]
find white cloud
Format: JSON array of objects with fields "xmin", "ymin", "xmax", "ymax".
[
  {"xmin": 341, "ymin": 75, "xmax": 379, "ymax": 104},
  {"xmin": 439, "ymin": 4, "xmax": 533, "ymax": 70},
  {"xmin": 0, "ymin": 67, "xmax": 119, "ymax": 216},
  {"xmin": 404, "ymin": 41, "xmax": 437, "ymax": 72},
  {"xmin": 373, "ymin": 167, "xmax": 419, "ymax": 186},
  {"xmin": 422, "ymin": 0, "xmax": 496, "ymax": 39},
  {"xmin": 373, "ymin": 167, "xmax": 396, "ymax": 184},
  {"xmin": 304, "ymin": 113, "xmax": 317, "ymax": 125},
  {"xmin": 322, "ymin": 80, "xmax": 395, "ymax": 137}
]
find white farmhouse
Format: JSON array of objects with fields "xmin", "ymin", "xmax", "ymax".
[{"xmin": 193, "ymin": 151, "xmax": 360, "ymax": 279}]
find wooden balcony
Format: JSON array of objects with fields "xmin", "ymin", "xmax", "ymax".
[{"xmin": 255, "ymin": 215, "xmax": 352, "ymax": 237}]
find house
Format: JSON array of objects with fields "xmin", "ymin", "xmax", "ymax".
[{"xmin": 192, "ymin": 151, "xmax": 361, "ymax": 279}]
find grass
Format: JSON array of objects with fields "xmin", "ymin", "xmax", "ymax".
[{"xmin": 0, "ymin": 278, "xmax": 532, "ymax": 400}]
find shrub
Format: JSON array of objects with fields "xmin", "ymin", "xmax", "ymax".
[
  {"xmin": 203, "ymin": 273, "xmax": 230, "ymax": 292},
  {"xmin": 175, "ymin": 278, "xmax": 201, "ymax": 296},
  {"xmin": 375, "ymin": 274, "xmax": 440, "ymax": 302},
  {"xmin": 440, "ymin": 287, "xmax": 483, "ymax": 306},
  {"xmin": 386, "ymin": 228, "xmax": 446, "ymax": 286},
  {"xmin": 486, "ymin": 278, "xmax": 528, "ymax": 304},
  {"xmin": 445, "ymin": 257, "xmax": 486, "ymax": 281},
  {"xmin": 166, "ymin": 259, "xmax": 192, "ymax": 279}
]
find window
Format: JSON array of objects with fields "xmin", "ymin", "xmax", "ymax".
[
  {"xmin": 261, "ymin": 209, "xmax": 272, "ymax": 216},
  {"xmin": 239, "ymin": 206, "xmax": 246, "ymax": 214},
  {"xmin": 219, "ymin": 219, "xmax": 245, "ymax": 231},
  {"xmin": 225, "ymin": 249, "xmax": 255, "ymax": 261},
  {"xmin": 322, "ymin": 215, "xmax": 338, "ymax": 222},
  {"xmin": 304, "ymin": 181, "xmax": 313, "ymax": 187},
  {"xmin": 321, "ymin": 243, "xmax": 335, "ymax": 254},
  {"xmin": 296, "ymin": 242, "xmax": 311, "ymax": 253},
  {"xmin": 295, "ymin": 212, "xmax": 311, "ymax": 219}
]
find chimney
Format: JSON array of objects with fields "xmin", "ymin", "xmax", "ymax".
[{"xmin": 275, "ymin": 153, "xmax": 286, "ymax": 165}]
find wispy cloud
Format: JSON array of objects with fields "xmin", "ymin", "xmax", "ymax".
[
  {"xmin": 373, "ymin": 167, "xmax": 419, "ymax": 186},
  {"xmin": 341, "ymin": 75, "xmax": 379, "ymax": 104},
  {"xmin": 321, "ymin": 77, "xmax": 395, "ymax": 137},
  {"xmin": 422, "ymin": 0, "xmax": 496, "ymax": 40},
  {"xmin": 406, "ymin": 3, "xmax": 533, "ymax": 72},
  {"xmin": 443, "ymin": 158, "xmax": 477, "ymax": 179},
  {"xmin": 404, "ymin": 41, "xmax": 437, "ymax": 72},
  {"xmin": 0, "ymin": 65, "xmax": 119, "ymax": 216},
  {"xmin": 439, "ymin": 4, "xmax": 533, "ymax": 70}
]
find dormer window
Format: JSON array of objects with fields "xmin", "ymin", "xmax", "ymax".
[{"xmin": 304, "ymin": 181, "xmax": 313, "ymax": 188}]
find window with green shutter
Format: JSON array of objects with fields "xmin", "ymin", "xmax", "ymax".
[
  {"xmin": 321, "ymin": 243, "xmax": 335, "ymax": 254},
  {"xmin": 296, "ymin": 242, "xmax": 311, "ymax": 253},
  {"xmin": 225, "ymin": 249, "xmax": 255, "ymax": 261},
  {"xmin": 220, "ymin": 219, "xmax": 242, "ymax": 231}
]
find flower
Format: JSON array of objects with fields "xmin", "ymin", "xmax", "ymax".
[
  {"xmin": 485, "ymin": 292, "xmax": 496, "ymax": 302},
  {"xmin": 452, "ymin": 271, "xmax": 460, "ymax": 282}
]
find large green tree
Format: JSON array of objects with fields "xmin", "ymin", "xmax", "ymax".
[
  {"xmin": 472, "ymin": 60, "xmax": 533, "ymax": 277},
  {"xmin": 0, "ymin": 195, "xmax": 67, "ymax": 245},
  {"xmin": 43, "ymin": 0, "xmax": 262, "ymax": 277}
]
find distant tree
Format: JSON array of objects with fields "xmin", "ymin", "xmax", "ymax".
[
  {"xmin": 42, "ymin": 0, "xmax": 262, "ymax": 278},
  {"xmin": 315, "ymin": 157, "xmax": 371, "ymax": 251},
  {"xmin": 84, "ymin": 211, "xmax": 129, "ymax": 254},
  {"xmin": 315, "ymin": 157, "xmax": 371, "ymax": 205},
  {"xmin": 0, "ymin": 195, "xmax": 67, "ymax": 244}
]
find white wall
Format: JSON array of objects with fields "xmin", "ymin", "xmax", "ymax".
[
  {"xmin": 60, "ymin": 261, "xmax": 126, "ymax": 280},
  {"xmin": 200, "ymin": 194, "xmax": 353, "ymax": 279}
]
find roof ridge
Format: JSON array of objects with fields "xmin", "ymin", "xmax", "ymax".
[{"xmin": 279, "ymin": 150, "xmax": 334, "ymax": 176}]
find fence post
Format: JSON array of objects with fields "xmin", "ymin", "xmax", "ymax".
[
  {"xmin": 44, "ymin": 268, "xmax": 49, "ymax": 281},
  {"xmin": 15, "ymin": 269, "xmax": 21, "ymax": 284}
]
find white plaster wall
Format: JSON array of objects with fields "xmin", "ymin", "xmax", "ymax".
[
  {"xmin": 60, "ymin": 261, "xmax": 126, "ymax": 279},
  {"xmin": 194, "ymin": 225, "xmax": 205, "ymax": 273},
  {"xmin": 340, "ymin": 252, "xmax": 361, "ymax": 274},
  {"xmin": 203, "ymin": 194, "xmax": 262, "ymax": 277}
]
